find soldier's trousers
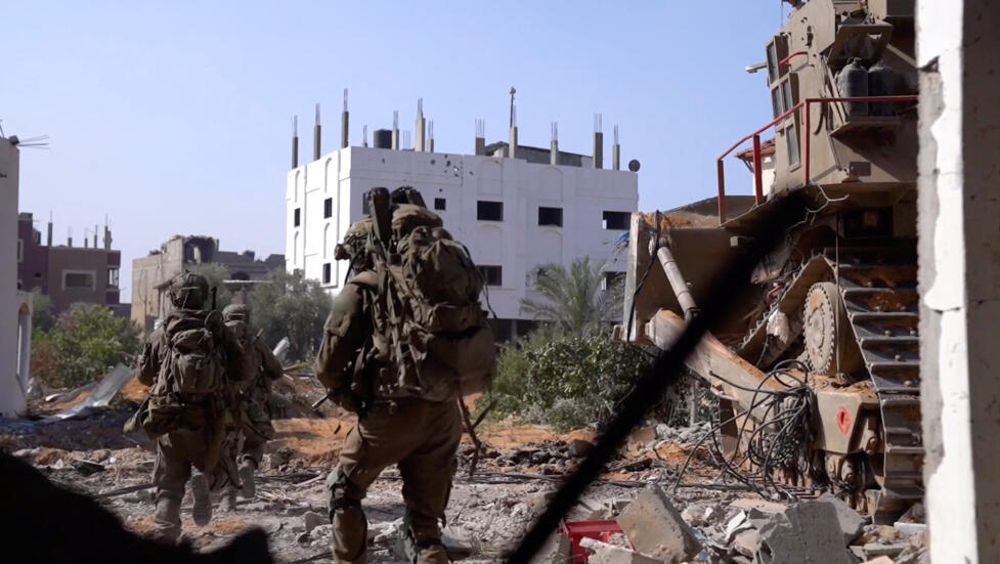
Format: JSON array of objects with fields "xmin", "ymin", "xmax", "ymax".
[
  {"xmin": 240, "ymin": 395, "xmax": 275, "ymax": 467},
  {"xmin": 328, "ymin": 397, "xmax": 461, "ymax": 563},
  {"xmin": 152, "ymin": 429, "xmax": 213, "ymax": 541}
]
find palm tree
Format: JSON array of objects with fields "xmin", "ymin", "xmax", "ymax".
[{"xmin": 520, "ymin": 256, "xmax": 623, "ymax": 334}]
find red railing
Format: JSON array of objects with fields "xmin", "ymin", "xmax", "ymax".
[{"xmin": 715, "ymin": 95, "xmax": 919, "ymax": 223}]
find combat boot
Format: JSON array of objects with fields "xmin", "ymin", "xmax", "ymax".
[
  {"xmin": 239, "ymin": 459, "xmax": 256, "ymax": 499},
  {"xmin": 223, "ymin": 486, "xmax": 238, "ymax": 512},
  {"xmin": 190, "ymin": 471, "xmax": 212, "ymax": 526},
  {"xmin": 415, "ymin": 543, "xmax": 449, "ymax": 564},
  {"xmin": 152, "ymin": 496, "xmax": 182, "ymax": 544}
]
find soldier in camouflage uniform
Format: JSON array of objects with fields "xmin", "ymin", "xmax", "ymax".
[
  {"xmin": 135, "ymin": 272, "xmax": 248, "ymax": 544},
  {"xmin": 222, "ymin": 302, "xmax": 284, "ymax": 508},
  {"xmin": 315, "ymin": 219, "xmax": 461, "ymax": 564}
]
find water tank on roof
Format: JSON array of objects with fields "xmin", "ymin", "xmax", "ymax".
[
  {"xmin": 868, "ymin": 60, "xmax": 898, "ymax": 116},
  {"xmin": 373, "ymin": 129, "xmax": 392, "ymax": 149},
  {"xmin": 836, "ymin": 58, "xmax": 869, "ymax": 118}
]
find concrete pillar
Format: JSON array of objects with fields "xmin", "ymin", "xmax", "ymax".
[
  {"xmin": 0, "ymin": 139, "xmax": 25, "ymax": 417},
  {"xmin": 550, "ymin": 122, "xmax": 559, "ymax": 165},
  {"xmin": 17, "ymin": 299, "xmax": 31, "ymax": 396},
  {"xmin": 414, "ymin": 98, "xmax": 426, "ymax": 152},
  {"xmin": 291, "ymin": 115, "xmax": 299, "ymax": 168},
  {"xmin": 593, "ymin": 113, "xmax": 603, "ymax": 169},
  {"xmin": 392, "ymin": 110, "xmax": 400, "ymax": 150},
  {"xmin": 613, "ymin": 124, "xmax": 621, "ymax": 171},
  {"xmin": 509, "ymin": 126, "xmax": 518, "ymax": 158},
  {"xmin": 918, "ymin": 2, "xmax": 1000, "ymax": 562},
  {"xmin": 313, "ymin": 103, "xmax": 322, "ymax": 161},
  {"xmin": 474, "ymin": 119, "xmax": 486, "ymax": 155},
  {"xmin": 341, "ymin": 88, "xmax": 349, "ymax": 149}
]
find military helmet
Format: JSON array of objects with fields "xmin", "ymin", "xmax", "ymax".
[
  {"xmin": 222, "ymin": 303, "xmax": 251, "ymax": 323},
  {"xmin": 169, "ymin": 272, "xmax": 209, "ymax": 309},
  {"xmin": 334, "ymin": 218, "xmax": 373, "ymax": 261}
]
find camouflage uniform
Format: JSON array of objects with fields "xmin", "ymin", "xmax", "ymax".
[
  {"xmin": 316, "ymin": 221, "xmax": 459, "ymax": 564},
  {"xmin": 222, "ymin": 303, "xmax": 284, "ymax": 503},
  {"xmin": 135, "ymin": 273, "xmax": 246, "ymax": 543}
]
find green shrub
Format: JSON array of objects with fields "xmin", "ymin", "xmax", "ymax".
[
  {"xmin": 485, "ymin": 327, "xmax": 652, "ymax": 432},
  {"xmin": 33, "ymin": 303, "xmax": 141, "ymax": 389}
]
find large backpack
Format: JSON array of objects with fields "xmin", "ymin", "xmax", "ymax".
[
  {"xmin": 151, "ymin": 309, "xmax": 226, "ymax": 399},
  {"xmin": 366, "ymin": 202, "xmax": 496, "ymax": 401}
]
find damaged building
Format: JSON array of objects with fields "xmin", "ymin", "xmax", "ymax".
[
  {"xmin": 17, "ymin": 213, "xmax": 123, "ymax": 316},
  {"xmin": 130, "ymin": 235, "xmax": 283, "ymax": 335},
  {"xmin": 286, "ymin": 98, "xmax": 638, "ymax": 340}
]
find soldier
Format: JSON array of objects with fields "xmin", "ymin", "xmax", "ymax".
[
  {"xmin": 222, "ymin": 302, "xmax": 284, "ymax": 507},
  {"xmin": 315, "ymin": 218, "xmax": 462, "ymax": 564},
  {"xmin": 133, "ymin": 272, "xmax": 247, "ymax": 543}
]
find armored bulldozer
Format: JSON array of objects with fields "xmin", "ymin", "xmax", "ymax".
[{"xmin": 619, "ymin": 0, "xmax": 919, "ymax": 521}]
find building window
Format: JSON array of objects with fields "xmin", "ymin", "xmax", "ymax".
[
  {"xmin": 34, "ymin": 272, "xmax": 41, "ymax": 279},
  {"xmin": 324, "ymin": 197, "xmax": 333, "ymax": 219},
  {"xmin": 785, "ymin": 122, "xmax": 800, "ymax": 168},
  {"xmin": 477, "ymin": 201, "xmax": 503, "ymax": 221},
  {"xmin": 108, "ymin": 268, "xmax": 120, "ymax": 288},
  {"xmin": 294, "ymin": 208, "xmax": 301, "ymax": 227},
  {"xmin": 17, "ymin": 239, "xmax": 23, "ymax": 263},
  {"xmin": 603, "ymin": 271, "xmax": 626, "ymax": 291},
  {"xmin": 323, "ymin": 262, "xmax": 332, "ymax": 284},
  {"xmin": 479, "ymin": 265, "xmax": 502, "ymax": 286},
  {"xmin": 362, "ymin": 198, "xmax": 370, "ymax": 215},
  {"xmin": 434, "ymin": 198, "xmax": 446, "ymax": 211},
  {"xmin": 63, "ymin": 270, "xmax": 95, "ymax": 290},
  {"xmin": 602, "ymin": 211, "xmax": 630, "ymax": 230},
  {"xmin": 538, "ymin": 207, "xmax": 563, "ymax": 227}
]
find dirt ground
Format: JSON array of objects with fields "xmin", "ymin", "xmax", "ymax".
[{"xmin": 0, "ymin": 376, "xmax": 809, "ymax": 563}]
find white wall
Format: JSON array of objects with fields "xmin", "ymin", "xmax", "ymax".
[
  {"xmin": 287, "ymin": 146, "xmax": 638, "ymax": 320},
  {"xmin": 0, "ymin": 139, "xmax": 26, "ymax": 417}
]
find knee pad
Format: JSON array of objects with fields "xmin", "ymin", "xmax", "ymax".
[{"xmin": 326, "ymin": 466, "xmax": 364, "ymax": 520}]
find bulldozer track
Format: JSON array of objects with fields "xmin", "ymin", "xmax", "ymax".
[{"xmin": 735, "ymin": 242, "xmax": 923, "ymax": 519}]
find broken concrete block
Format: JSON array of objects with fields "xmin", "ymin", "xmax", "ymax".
[
  {"xmin": 729, "ymin": 497, "xmax": 788, "ymax": 515},
  {"xmin": 442, "ymin": 525, "xmax": 475, "ymax": 559},
  {"xmin": 816, "ymin": 493, "xmax": 866, "ymax": 544},
  {"xmin": 725, "ymin": 510, "xmax": 752, "ymax": 541},
  {"xmin": 756, "ymin": 500, "xmax": 854, "ymax": 564},
  {"xmin": 732, "ymin": 529, "xmax": 760, "ymax": 558},
  {"xmin": 862, "ymin": 557, "xmax": 895, "ymax": 564},
  {"xmin": 616, "ymin": 485, "xmax": 701, "ymax": 563},
  {"xmin": 863, "ymin": 543, "xmax": 908, "ymax": 559},
  {"xmin": 303, "ymin": 511, "xmax": 326, "ymax": 534},
  {"xmin": 893, "ymin": 522, "xmax": 928, "ymax": 537},
  {"xmin": 579, "ymin": 538, "xmax": 662, "ymax": 564}
]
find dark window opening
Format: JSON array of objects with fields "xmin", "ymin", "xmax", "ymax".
[
  {"xmin": 602, "ymin": 211, "xmax": 630, "ymax": 230},
  {"xmin": 362, "ymin": 198, "xmax": 370, "ymax": 215},
  {"xmin": 323, "ymin": 263, "xmax": 332, "ymax": 284},
  {"xmin": 434, "ymin": 198, "xmax": 446, "ymax": 211},
  {"xmin": 65, "ymin": 272, "xmax": 94, "ymax": 289},
  {"xmin": 477, "ymin": 201, "xmax": 503, "ymax": 221},
  {"xmin": 479, "ymin": 265, "xmax": 502, "ymax": 286},
  {"xmin": 603, "ymin": 271, "xmax": 626, "ymax": 291},
  {"xmin": 324, "ymin": 198, "xmax": 333, "ymax": 219},
  {"xmin": 294, "ymin": 208, "xmax": 301, "ymax": 227},
  {"xmin": 538, "ymin": 207, "xmax": 563, "ymax": 227}
]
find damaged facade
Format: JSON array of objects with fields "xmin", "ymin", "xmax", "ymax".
[
  {"xmin": 17, "ymin": 213, "xmax": 123, "ymax": 315},
  {"xmin": 1, "ymin": 136, "xmax": 33, "ymax": 417},
  {"xmin": 130, "ymin": 235, "xmax": 283, "ymax": 335}
]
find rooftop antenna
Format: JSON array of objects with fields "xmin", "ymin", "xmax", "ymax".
[{"xmin": 508, "ymin": 86, "xmax": 516, "ymax": 129}]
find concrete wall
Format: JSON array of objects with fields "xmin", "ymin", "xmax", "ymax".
[
  {"xmin": 918, "ymin": 1, "xmax": 1000, "ymax": 561},
  {"xmin": 285, "ymin": 146, "xmax": 638, "ymax": 321},
  {"xmin": 0, "ymin": 139, "xmax": 25, "ymax": 417},
  {"xmin": 45, "ymin": 246, "xmax": 121, "ymax": 313}
]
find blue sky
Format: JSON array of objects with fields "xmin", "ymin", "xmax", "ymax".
[{"xmin": 4, "ymin": 1, "xmax": 784, "ymax": 299}]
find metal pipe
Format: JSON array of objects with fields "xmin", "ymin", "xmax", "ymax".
[
  {"xmin": 753, "ymin": 134, "xmax": 764, "ymax": 203},
  {"xmin": 779, "ymin": 50, "xmax": 807, "ymax": 67},
  {"xmin": 656, "ymin": 239, "xmax": 698, "ymax": 321},
  {"xmin": 716, "ymin": 160, "xmax": 727, "ymax": 224}
]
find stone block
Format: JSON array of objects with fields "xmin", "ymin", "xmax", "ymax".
[
  {"xmin": 816, "ymin": 493, "xmax": 866, "ymax": 544},
  {"xmin": 756, "ymin": 500, "xmax": 854, "ymax": 564},
  {"xmin": 616, "ymin": 485, "xmax": 701, "ymax": 563},
  {"xmin": 579, "ymin": 538, "xmax": 662, "ymax": 564}
]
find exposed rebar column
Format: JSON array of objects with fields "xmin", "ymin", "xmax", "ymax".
[
  {"xmin": 593, "ymin": 113, "xmax": 604, "ymax": 169},
  {"xmin": 67, "ymin": 227, "xmax": 72, "ymax": 248},
  {"xmin": 474, "ymin": 119, "xmax": 486, "ymax": 156},
  {"xmin": 428, "ymin": 120, "xmax": 435, "ymax": 153},
  {"xmin": 291, "ymin": 116, "xmax": 299, "ymax": 168},
  {"xmin": 363, "ymin": 125, "xmax": 368, "ymax": 147},
  {"xmin": 550, "ymin": 122, "xmax": 559, "ymax": 165},
  {"xmin": 93, "ymin": 224, "xmax": 98, "ymax": 248},
  {"xmin": 341, "ymin": 89, "xmax": 349, "ymax": 149},
  {"xmin": 414, "ymin": 98, "xmax": 426, "ymax": 152},
  {"xmin": 612, "ymin": 124, "xmax": 621, "ymax": 171},
  {"xmin": 313, "ymin": 103, "xmax": 321, "ymax": 160},
  {"xmin": 509, "ymin": 106, "xmax": 518, "ymax": 158},
  {"xmin": 46, "ymin": 214, "xmax": 52, "ymax": 247},
  {"xmin": 391, "ymin": 111, "xmax": 400, "ymax": 150}
]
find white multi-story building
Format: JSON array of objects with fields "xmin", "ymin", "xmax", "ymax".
[{"xmin": 285, "ymin": 118, "xmax": 638, "ymax": 340}]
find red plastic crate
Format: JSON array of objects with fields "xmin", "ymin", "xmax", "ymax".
[{"xmin": 560, "ymin": 519, "xmax": 625, "ymax": 563}]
